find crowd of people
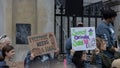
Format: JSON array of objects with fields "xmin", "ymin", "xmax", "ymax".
[
  {"xmin": 0, "ymin": 8, "xmax": 120, "ymax": 68},
  {"xmin": 66, "ymin": 9, "xmax": 120, "ymax": 68},
  {"xmin": 0, "ymin": 34, "xmax": 15, "ymax": 68},
  {"xmin": 0, "ymin": 34, "xmax": 59, "ymax": 68}
]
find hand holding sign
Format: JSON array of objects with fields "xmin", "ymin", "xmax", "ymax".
[
  {"xmin": 31, "ymin": 48, "xmax": 40, "ymax": 60},
  {"xmin": 94, "ymin": 48, "xmax": 100, "ymax": 55},
  {"xmin": 54, "ymin": 47, "xmax": 60, "ymax": 55}
]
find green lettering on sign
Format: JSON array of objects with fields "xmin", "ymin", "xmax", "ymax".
[
  {"xmin": 72, "ymin": 29, "xmax": 87, "ymax": 36},
  {"xmin": 73, "ymin": 40, "xmax": 83, "ymax": 47}
]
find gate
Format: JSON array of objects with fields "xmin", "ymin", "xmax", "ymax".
[{"xmin": 54, "ymin": 0, "xmax": 103, "ymax": 54}]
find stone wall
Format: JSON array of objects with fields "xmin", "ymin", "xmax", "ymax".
[
  {"xmin": 0, "ymin": 0, "xmax": 54, "ymax": 61},
  {"xmin": 0, "ymin": 0, "xmax": 5, "ymax": 35}
]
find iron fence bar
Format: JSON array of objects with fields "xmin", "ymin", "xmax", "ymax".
[
  {"xmin": 67, "ymin": 16, "xmax": 70, "ymax": 38},
  {"xmin": 60, "ymin": 5, "xmax": 63, "ymax": 54}
]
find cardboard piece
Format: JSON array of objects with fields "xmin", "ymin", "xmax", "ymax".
[{"xmin": 28, "ymin": 32, "xmax": 58, "ymax": 55}]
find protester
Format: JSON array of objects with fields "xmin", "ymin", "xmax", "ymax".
[
  {"xmin": 0, "ymin": 34, "xmax": 12, "ymax": 67},
  {"xmin": 2, "ymin": 45, "xmax": 15, "ymax": 68},
  {"xmin": 0, "ymin": 34, "xmax": 11, "ymax": 55},
  {"xmin": 0, "ymin": 34, "xmax": 11, "ymax": 46},
  {"xmin": 91, "ymin": 37, "xmax": 120, "ymax": 68},
  {"xmin": 24, "ymin": 48, "xmax": 59, "ymax": 68},
  {"xmin": 65, "ymin": 23, "xmax": 83, "ymax": 64},
  {"xmin": 72, "ymin": 51, "xmax": 87, "ymax": 68},
  {"xmin": 96, "ymin": 8, "xmax": 118, "ymax": 56}
]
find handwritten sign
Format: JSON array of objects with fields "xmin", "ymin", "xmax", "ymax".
[
  {"xmin": 28, "ymin": 32, "xmax": 58, "ymax": 55},
  {"xmin": 71, "ymin": 27, "xmax": 96, "ymax": 51}
]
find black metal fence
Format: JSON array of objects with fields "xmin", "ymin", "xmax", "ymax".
[{"xmin": 54, "ymin": 0, "xmax": 103, "ymax": 54}]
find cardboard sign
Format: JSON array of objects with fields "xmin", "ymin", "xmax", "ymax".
[
  {"xmin": 28, "ymin": 32, "xmax": 58, "ymax": 55},
  {"xmin": 71, "ymin": 27, "xmax": 96, "ymax": 51}
]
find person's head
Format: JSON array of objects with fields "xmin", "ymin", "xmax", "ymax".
[
  {"xmin": 91, "ymin": 37, "xmax": 106, "ymax": 65},
  {"xmin": 101, "ymin": 9, "xmax": 117, "ymax": 23},
  {"xmin": 77, "ymin": 23, "xmax": 83, "ymax": 27},
  {"xmin": 96, "ymin": 37, "xmax": 106, "ymax": 51},
  {"xmin": 0, "ymin": 34, "xmax": 11, "ymax": 46},
  {"xmin": 72, "ymin": 51, "xmax": 86, "ymax": 68},
  {"xmin": 2, "ymin": 45, "xmax": 15, "ymax": 59},
  {"xmin": 111, "ymin": 59, "xmax": 120, "ymax": 68}
]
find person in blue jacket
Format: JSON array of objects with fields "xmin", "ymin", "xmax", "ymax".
[{"xmin": 96, "ymin": 8, "xmax": 118, "ymax": 58}]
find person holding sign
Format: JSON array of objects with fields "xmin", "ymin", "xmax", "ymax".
[
  {"xmin": 24, "ymin": 33, "xmax": 59, "ymax": 68},
  {"xmin": 65, "ymin": 23, "xmax": 83, "ymax": 65},
  {"xmin": 24, "ymin": 48, "xmax": 59, "ymax": 68},
  {"xmin": 91, "ymin": 37, "xmax": 107, "ymax": 68},
  {"xmin": 72, "ymin": 50, "xmax": 101, "ymax": 68},
  {"xmin": 91, "ymin": 37, "xmax": 120, "ymax": 68},
  {"xmin": 72, "ymin": 51, "xmax": 87, "ymax": 68}
]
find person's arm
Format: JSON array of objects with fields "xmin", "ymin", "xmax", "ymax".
[
  {"xmin": 65, "ymin": 38, "xmax": 72, "ymax": 54},
  {"xmin": 91, "ymin": 48, "xmax": 102, "ymax": 67},
  {"xmin": 24, "ymin": 51, "xmax": 35, "ymax": 68}
]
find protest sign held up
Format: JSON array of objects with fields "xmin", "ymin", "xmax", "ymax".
[
  {"xmin": 71, "ymin": 27, "xmax": 96, "ymax": 51},
  {"xmin": 28, "ymin": 32, "xmax": 58, "ymax": 55}
]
